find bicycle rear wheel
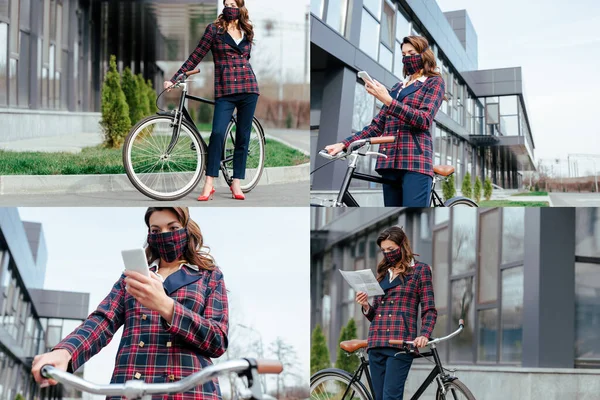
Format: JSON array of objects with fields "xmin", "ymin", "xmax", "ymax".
[
  {"xmin": 222, "ymin": 116, "xmax": 265, "ymax": 193},
  {"xmin": 444, "ymin": 197, "xmax": 479, "ymax": 207},
  {"xmin": 123, "ymin": 116, "xmax": 204, "ymax": 201},
  {"xmin": 436, "ymin": 379, "xmax": 476, "ymax": 400},
  {"xmin": 311, "ymin": 370, "xmax": 371, "ymax": 400}
]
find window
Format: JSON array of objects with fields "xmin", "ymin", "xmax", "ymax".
[
  {"xmin": 501, "ymin": 208, "xmax": 524, "ymax": 264},
  {"xmin": 478, "ymin": 308, "xmax": 498, "ymax": 362},
  {"xmin": 17, "ymin": 31, "xmax": 29, "ymax": 107},
  {"xmin": 451, "ymin": 208, "xmax": 476, "ymax": 275},
  {"xmin": 0, "ymin": 23, "xmax": 7, "ymax": 105},
  {"xmin": 380, "ymin": 1, "xmax": 394, "ymax": 48},
  {"xmin": 325, "ymin": 0, "xmax": 348, "ymax": 35},
  {"xmin": 432, "ymin": 227, "xmax": 449, "ymax": 339},
  {"xmin": 575, "ymin": 262, "xmax": 600, "ymax": 363},
  {"xmin": 393, "ymin": 41, "xmax": 403, "ymax": 78},
  {"xmin": 479, "ymin": 210, "xmax": 500, "ymax": 304},
  {"xmin": 311, "ymin": 0, "xmax": 323, "ymax": 18},
  {"xmin": 576, "ymin": 208, "xmax": 600, "ymax": 257},
  {"xmin": 363, "ymin": 0, "xmax": 381, "ymax": 19},
  {"xmin": 395, "ymin": 7, "xmax": 409, "ymax": 41},
  {"xmin": 500, "ymin": 267, "xmax": 524, "ymax": 362},
  {"xmin": 8, "ymin": 57, "xmax": 16, "ymax": 106},
  {"xmin": 449, "ymin": 277, "xmax": 474, "ymax": 362},
  {"xmin": 359, "ymin": 9, "xmax": 379, "ymax": 61},
  {"xmin": 378, "ymin": 44, "xmax": 392, "ymax": 71}
]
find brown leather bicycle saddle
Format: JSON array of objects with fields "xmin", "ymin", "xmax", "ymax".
[
  {"xmin": 340, "ymin": 339, "xmax": 368, "ymax": 353},
  {"xmin": 433, "ymin": 165, "xmax": 455, "ymax": 177}
]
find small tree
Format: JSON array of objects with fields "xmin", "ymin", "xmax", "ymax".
[
  {"xmin": 335, "ymin": 319, "xmax": 359, "ymax": 374},
  {"xmin": 285, "ymin": 110, "xmax": 294, "ymax": 129},
  {"xmin": 484, "ymin": 177, "xmax": 493, "ymax": 201},
  {"xmin": 121, "ymin": 67, "xmax": 143, "ymax": 126},
  {"xmin": 14, "ymin": 394, "xmax": 25, "ymax": 400},
  {"xmin": 100, "ymin": 55, "xmax": 131, "ymax": 148},
  {"xmin": 442, "ymin": 174, "xmax": 456, "ymax": 201},
  {"xmin": 461, "ymin": 172, "xmax": 472, "ymax": 199},
  {"xmin": 135, "ymin": 74, "xmax": 151, "ymax": 118},
  {"xmin": 146, "ymin": 79, "xmax": 158, "ymax": 115},
  {"xmin": 473, "ymin": 176, "xmax": 482, "ymax": 203},
  {"xmin": 311, "ymin": 325, "xmax": 331, "ymax": 375}
]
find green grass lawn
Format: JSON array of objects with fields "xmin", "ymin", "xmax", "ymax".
[
  {"xmin": 478, "ymin": 200, "xmax": 549, "ymax": 207},
  {"xmin": 511, "ymin": 191, "xmax": 549, "ymax": 197},
  {"xmin": 0, "ymin": 139, "xmax": 308, "ymax": 175}
]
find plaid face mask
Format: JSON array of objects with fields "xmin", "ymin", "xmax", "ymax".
[
  {"xmin": 384, "ymin": 247, "xmax": 403, "ymax": 266},
  {"xmin": 147, "ymin": 228, "xmax": 188, "ymax": 263},
  {"xmin": 223, "ymin": 6, "xmax": 241, "ymax": 21},
  {"xmin": 402, "ymin": 53, "xmax": 424, "ymax": 76}
]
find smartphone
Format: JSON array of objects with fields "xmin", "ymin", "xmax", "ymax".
[
  {"xmin": 357, "ymin": 70, "xmax": 375, "ymax": 84},
  {"xmin": 121, "ymin": 249, "xmax": 150, "ymax": 277}
]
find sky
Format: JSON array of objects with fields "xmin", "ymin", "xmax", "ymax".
[
  {"xmin": 435, "ymin": 0, "xmax": 600, "ymax": 161},
  {"xmin": 18, "ymin": 207, "xmax": 309, "ymax": 400}
]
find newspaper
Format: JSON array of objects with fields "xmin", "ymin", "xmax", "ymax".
[{"xmin": 339, "ymin": 269, "xmax": 384, "ymax": 296}]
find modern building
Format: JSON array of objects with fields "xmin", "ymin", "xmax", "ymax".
[
  {"xmin": 0, "ymin": 208, "xmax": 89, "ymax": 400},
  {"xmin": 311, "ymin": 207, "xmax": 600, "ymax": 398},
  {"xmin": 0, "ymin": 0, "xmax": 216, "ymax": 142},
  {"xmin": 310, "ymin": 0, "xmax": 536, "ymax": 202}
]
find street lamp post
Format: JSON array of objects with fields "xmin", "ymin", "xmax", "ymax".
[{"xmin": 237, "ymin": 324, "xmax": 267, "ymax": 392}]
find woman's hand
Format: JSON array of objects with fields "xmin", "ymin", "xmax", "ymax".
[
  {"xmin": 31, "ymin": 349, "xmax": 71, "ymax": 388},
  {"xmin": 413, "ymin": 336, "xmax": 429, "ymax": 348},
  {"xmin": 365, "ymin": 80, "xmax": 393, "ymax": 107},
  {"xmin": 355, "ymin": 291, "xmax": 369, "ymax": 308},
  {"xmin": 325, "ymin": 143, "xmax": 346, "ymax": 156},
  {"xmin": 124, "ymin": 271, "xmax": 174, "ymax": 323},
  {"xmin": 163, "ymin": 80, "xmax": 174, "ymax": 91}
]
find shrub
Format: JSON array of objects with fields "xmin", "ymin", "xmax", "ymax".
[
  {"xmin": 484, "ymin": 177, "xmax": 493, "ymax": 201},
  {"xmin": 121, "ymin": 67, "xmax": 144, "ymax": 126},
  {"xmin": 146, "ymin": 79, "xmax": 158, "ymax": 115},
  {"xmin": 100, "ymin": 55, "xmax": 131, "ymax": 148},
  {"xmin": 473, "ymin": 176, "xmax": 482, "ymax": 203},
  {"xmin": 335, "ymin": 319, "xmax": 359, "ymax": 374},
  {"xmin": 442, "ymin": 174, "xmax": 456, "ymax": 201},
  {"xmin": 310, "ymin": 325, "xmax": 330, "ymax": 375},
  {"xmin": 135, "ymin": 74, "xmax": 151, "ymax": 119},
  {"xmin": 461, "ymin": 172, "xmax": 472, "ymax": 199},
  {"xmin": 534, "ymin": 183, "xmax": 540, "ymax": 192},
  {"xmin": 15, "ymin": 394, "xmax": 25, "ymax": 400},
  {"xmin": 285, "ymin": 110, "xmax": 294, "ymax": 129}
]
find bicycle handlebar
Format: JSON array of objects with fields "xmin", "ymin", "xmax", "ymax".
[
  {"xmin": 40, "ymin": 358, "xmax": 282, "ymax": 399},
  {"xmin": 175, "ymin": 69, "xmax": 201, "ymax": 83},
  {"xmin": 318, "ymin": 137, "xmax": 396, "ymax": 160},
  {"xmin": 388, "ymin": 320, "xmax": 465, "ymax": 347}
]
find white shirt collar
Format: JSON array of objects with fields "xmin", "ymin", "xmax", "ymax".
[
  {"xmin": 149, "ymin": 259, "xmax": 200, "ymax": 272},
  {"xmin": 388, "ymin": 259, "xmax": 416, "ymax": 281},
  {"xmin": 402, "ymin": 75, "xmax": 428, "ymax": 86}
]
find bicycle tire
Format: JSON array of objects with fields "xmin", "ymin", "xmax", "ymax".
[
  {"xmin": 444, "ymin": 196, "xmax": 479, "ymax": 207},
  {"xmin": 435, "ymin": 379, "xmax": 476, "ymax": 400},
  {"xmin": 222, "ymin": 116, "xmax": 266, "ymax": 193},
  {"xmin": 123, "ymin": 115, "xmax": 205, "ymax": 201},
  {"xmin": 310, "ymin": 368, "xmax": 372, "ymax": 400}
]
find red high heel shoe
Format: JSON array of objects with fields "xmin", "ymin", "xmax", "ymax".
[
  {"xmin": 197, "ymin": 187, "xmax": 216, "ymax": 201},
  {"xmin": 230, "ymin": 186, "xmax": 245, "ymax": 200}
]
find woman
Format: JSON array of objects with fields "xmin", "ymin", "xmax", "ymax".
[
  {"xmin": 31, "ymin": 207, "xmax": 229, "ymax": 400},
  {"xmin": 355, "ymin": 226, "xmax": 436, "ymax": 400},
  {"xmin": 326, "ymin": 36, "xmax": 446, "ymax": 207},
  {"xmin": 165, "ymin": 0, "xmax": 259, "ymax": 201}
]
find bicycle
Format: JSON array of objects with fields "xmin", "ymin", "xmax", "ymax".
[
  {"xmin": 310, "ymin": 320, "xmax": 476, "ymax": 400},
  {"xmin": 310, "ymin": 137, "xmax": 478, "ymax": 207},
  {"xmin": 123, "ymin": 69, "xmax": 266, "ymax": 201},
  {"xmin": 40, "ymin": 358, "xmax": 282, "ymax": 400}
]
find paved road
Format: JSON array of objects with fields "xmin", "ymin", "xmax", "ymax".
[
  {"xmin": 266, "ymin": 129, "xmax": 309, "ymax": 154},
  {"xmin": 0, "ymin": 182, "xmax": 309, "ymax": 206},
  {"xmin": 549, "ymin": 193, "xmax": 600, "ymax": 207}
]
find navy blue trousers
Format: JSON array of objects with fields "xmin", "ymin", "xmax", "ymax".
[
  {"xmin": 206, "ymin": 93, "xmax": 259, "ymax": 179},
  {"xmin": 378, "ymin": 169, "xmax": 432, "ymax": 207},
  {"xmin": 368, "ymin": 348, "xmax": 413, "ymax": 400}
]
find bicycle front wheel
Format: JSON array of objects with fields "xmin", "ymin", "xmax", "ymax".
[
  {"xmin": 436, "ymin": 379, "xmax": 476, "ymax": 400},
  {"xmin": 444, "ymin": 197, "xmax": 479, "ymax": 207},
  {"xmin": 123, "ymin": 116, "xmax": 205, "ymax": 201},
  {"xmin": 311, "ymin": 369, "xmax": 371, "ymax": 400},
  {"xmin": 222, "ymin": 116, "xmax": 265, "ymax": 193}
]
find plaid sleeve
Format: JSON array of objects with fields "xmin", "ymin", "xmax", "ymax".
[
  {"xmin": 170, "ymin": 23, "xmax": 216, "ymax": 83},
  {"xmin": 385, "ymin": 77, "xmax": 445, "ymax": 131},
  {"xmin": 362, "ymin": 296, "xmax": 382, "ymax": 322},
  {"xmin": 164, "ymin": 269, "xmax": 229, "ymax": 358},
  {"xmin": 341, "ymin": 83, "xmax": 401, "ymax": 148},
  {"xmin": 418, "ymin": 265, "xmax": 437, "ymax": 338},
  {"xmin": 52, "ymin": 275, "xmax": 126, "ymax": 371}
]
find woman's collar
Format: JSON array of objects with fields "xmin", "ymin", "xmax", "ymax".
[
  {"xmin": 402, "ymin": 75, "xmax": 428, "ymax": 86},
  {"xmin": 149, "ymin": 259, "xmax": 200, "ymax": 272}
]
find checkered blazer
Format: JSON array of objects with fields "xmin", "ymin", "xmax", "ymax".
[
  {"xmin": 54, "ymin": 264, "xmax": 229, "ymax": 400},
  {"xmin": 363, "ymin": 261, "xmax": 437, "ymax": 350},
  {"xmin": 170, "ymin": 23, "xmax": 260, "ymax": 98},
  {"xmin": 342, "ymin": 76, "xmax": 445, "ymax": 177}
]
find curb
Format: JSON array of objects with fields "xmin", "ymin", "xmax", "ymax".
[{"xmin": 0, "ymin": 163, "xmax": 309, "ymax": 195}]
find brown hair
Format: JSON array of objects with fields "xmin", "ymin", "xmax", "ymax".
[
  {"xmin": 214, "ymin": 0, "xmax": 255, "ymax": 43},
  {"xmin": 144, "ymin": 207, "xmax": 216, "ymax": 271},
  {"xmin": 375, "ymin": 226, "xmax": 417, "ymax": 282}
]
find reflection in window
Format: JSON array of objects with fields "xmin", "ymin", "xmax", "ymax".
[
  {"xmin": 432, "ymin": 227, "xmax": 449, "ymax": 339},
  {"xmin": 362, "ymin": 0, "xmax": 381, "ymax": 19},
  {"xmin": 0, "ymin": 23, "xmax": 7, "ymax": 106},
  {"xmin": 499, "ymin": 95, "xmax": 518, "ymax": 115},
  {"xmin": 325, "ymin": 0, "xmax": 348, "ymax": 35},
  {"xmin": 501, "ymin": 208, "xmax": 524, "ymax": 264},
  {"xmin": 18, "ymin": 32, "xmax": 30, "ymax": 108},
  {"xmin": 451, "ymin": 208, "xmax": 476, "ymax": 275},
  {"xmin": 449, "ymin": 277, "xmax": 474, "ymax": 362},
  {"xmin": 8, "ymin": 58, "xmax": 16, "ymax": 106},
  {"xmin": 435, "ymin": 208, "xmax": 449, "ymax": 225},
  {"xmin": 576, "ymin": 208, "xmax": 600, "ymax": 258},
  {"xmin": 575, "ymin": 263, "xmax": 600, "ymax": 362},
  {"xmin": 359, "ymin": 9, "xmax": 380, "ymax": 61},
  {"xmin": 395, "ymin": 7, "xmax": 409, "ymax": 40},
  {"xmin": 501, "ymin": 115, "xmax": 519, "ymax": 136},
  {"xmin": 379, "ymin": 44, "xmax": 392, "ymax": 71},
  {"xmin": 381, "ymin": 1, "xmax": 394, "ymax": 48},
  {"xmin": 352, "ymin": 82, "xmax": 375, "ymax": 133},
  {"xmin": 500, "ymin": 266, "xmax": 523, "ymax": 362},
  {"xmin": 479, "ymin": 210, "xmax": 500, "ymax": 304},
  {"xmin": 478, "ymin": 308, "xmax": 497, "ymax": 362}
]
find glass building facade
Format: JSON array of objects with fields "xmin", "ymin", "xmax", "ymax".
[
  {"xmin": 311, "ymin": 0, "xmax": 535, "ymax": 193},
  {"xmin": 311, "ymin": 207, "xmax": 600, "ymax": 369}
]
